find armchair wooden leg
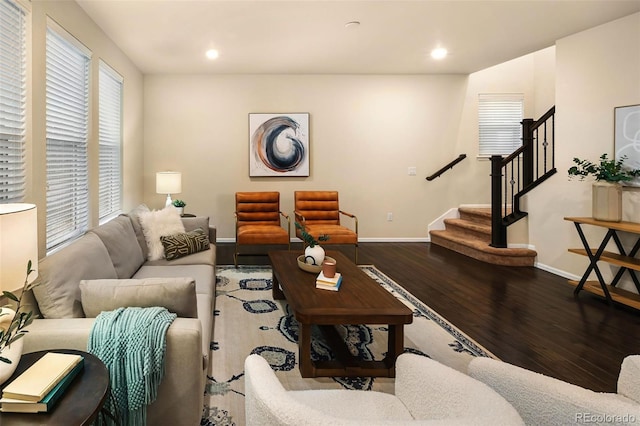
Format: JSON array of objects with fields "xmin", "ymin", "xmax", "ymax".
[
  {"xmin": 355, "ymin": 244, "xmax": 358, "ymax": 264},
  {"xmin": 234, "ymin": 242, "xmax": 239, "ymax": 267}
]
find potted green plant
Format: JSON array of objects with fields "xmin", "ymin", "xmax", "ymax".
[
  {"xmin": 172, "ymin": 199, "xmax": 186, "ymax": 215},
  {"xmin": 0, "ymin": 261, "xmax": 36, "ymax": 384},
  {"xmin": 568, "ymin": 154, "xmax": 640, "ymax": 222},
  {"xmin": 295, "ymin": 222, "xmax": 329, "ymax": 265}
]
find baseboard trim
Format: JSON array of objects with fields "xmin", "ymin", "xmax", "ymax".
[
  {"xmin": 427, "ymin": 208, "xmax": 459, "ymax": 232},
  {"xmin": 358, "ymin": 237, "xmax": 430, "ymax": 243},
  {"xmin": 534, "ymin": 262, "xmax": 581, "ymax": 280},
  {"xmin": 216, "ymin": 238, "xmax": 578, "ymax": 279},
  {"xmin": 216, "ymin": 237, "xmax": 431, "ymax": 243}
]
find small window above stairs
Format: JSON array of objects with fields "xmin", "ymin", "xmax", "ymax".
[{"xmin": 429, "ymin": 207, "xmax": 537, "ymax": 267}]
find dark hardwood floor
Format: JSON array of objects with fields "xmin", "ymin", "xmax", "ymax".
[{"xmin": 218, "ymin": 242, "xmax": 640, "ymax": 393}]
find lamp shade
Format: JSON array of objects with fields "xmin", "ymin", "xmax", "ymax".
[
  {"xmin": 0, "ymin": 204, "xmax": 38, "ymax": 292},
  {"xmin": 156, "ymin": 172, "xmax": 182, "ymax": 194}
]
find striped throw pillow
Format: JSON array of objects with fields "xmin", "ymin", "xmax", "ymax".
[{"xmin": 161, "ymin": 228, "xmax": 210, "ymax": 260}]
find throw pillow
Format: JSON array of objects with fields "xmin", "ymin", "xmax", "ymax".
[
  {"xmin": 79, "ymin": 277, "xmax": 197, "ymax": 318},
  {"xmin": 138, "ymin": 207, "xmax": 185, "ymax": 261},
  {"xmin": 161, "ymin": 228, "xmax": 210, "ymax": 261},
  {"xmin": 126, "ymin": 204, "xmax": 151, "ymax": 259}
]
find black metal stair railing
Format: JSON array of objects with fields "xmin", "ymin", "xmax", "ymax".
[{"xmin": 490, "ymin": 106, "xmax": 556, "ymax": 248}]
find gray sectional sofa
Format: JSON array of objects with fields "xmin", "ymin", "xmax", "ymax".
[{"xmin": 21, "ymin": 205, "xmax": 215, "ymax": 426}]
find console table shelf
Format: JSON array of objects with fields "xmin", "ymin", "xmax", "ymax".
[
  {"xmin": 567, "ymin": 248, "xmax": 640, "ymax": 271},
  {"xmin": 565, "ymin": 217, "xmax": 640, "ymax": 310},
  {"xmin": 567, "ymin": 280, "xmax": 640, "ymax": 310}
]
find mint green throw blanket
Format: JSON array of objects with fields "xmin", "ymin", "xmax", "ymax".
[{"xmin": 88, "ymin": 306, "xmax": 177, "ymax": 426}]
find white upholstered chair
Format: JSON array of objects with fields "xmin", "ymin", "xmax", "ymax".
[
  {"xmin": 468, "ymin": 355, "xmax": 640, "ymax": 425},
  {"xmin": 244, "ymin": 353, "xmax": 524, "ymax": 425}
]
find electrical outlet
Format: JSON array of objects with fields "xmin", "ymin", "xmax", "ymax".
[
  {"xmin": 387, "ymin": 212, "xmax": 393, "ymax": 221},
  {"xmin": 408, "ymin": 167, "xmax": 417, "ymax": 176}
]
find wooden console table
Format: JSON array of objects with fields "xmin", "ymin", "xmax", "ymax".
[{"xmin": 565, "ymin": 217, "xmax": 640, "ymax": 310}]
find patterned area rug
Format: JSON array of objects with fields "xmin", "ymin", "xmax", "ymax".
[{"xmin": 201, "ymin": 265, "xmax": 495, "ymax": 425}]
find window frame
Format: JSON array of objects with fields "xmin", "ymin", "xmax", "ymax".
[
  {"xmin": 98, "ymin": 60, "xmax": 123, "ymax": 223},
  {"xmin": 478, "ymin": 93, "xmax": 524, "ymax": 158},
  {"xmin": 0, "ymin": 0, "xmax": 28, "ymax": 202},
  {"xmin": 45, "ymin": 19, "xmax": 92, "ymax": 253}
]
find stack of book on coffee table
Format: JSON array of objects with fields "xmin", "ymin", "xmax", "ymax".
[
  {"xmin": 0, "ymin": 352, "xmax": 84, "ymax": 413},
  {"xmin": 316, "ymin": 271, "xmax": 342, "ymax": 291}
]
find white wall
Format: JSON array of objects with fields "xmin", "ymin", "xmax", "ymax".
[
  {"xmin": 29, "ymin": 1, "xmax": 144, "ymax": 258},
  {"xmin": 527, "ymin": 13, "xmax": 640, "ymax": 291},
  {"xmin": 143, "ymin": 51, "xmax": 554, "ymax": 241},
  {"xmin": 144, "ymin": 74, "xmax": 470, "ymax": 240}
]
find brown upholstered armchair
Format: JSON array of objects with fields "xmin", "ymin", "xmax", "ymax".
[
  {"xmin": 235, "ymin": 192, "xmax": 290, "ymax": 267},
  {"xmin": 294, "ymin": 191, "xmax": 358, "ymax": 263}
]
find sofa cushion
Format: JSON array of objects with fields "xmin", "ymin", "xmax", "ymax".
[
  {"xmin": 133, "ymin": 265, "xmax": 215, "ymax": 358},
  {"xmin": 181, "ymin": 216, "xmax": 209, "ymax": 233},
  {"xmin": 143, "ymin": 245, "xmax": 216, "ymax": 267},
  {"xmin": 133, "ymin": 265, "xmax": 214, "ymax": 297},
  {"xmin": 139, "ymin": 207, "xmax": 185, "ymax": 261},
  {"xmin": 80, "ymin": 277, "xmax": 197, "ymax": 318},
  {"xmin": 88, "ymin": 215, "xmax": 145, "ymax": 278},
  {"xmin": 123, "ymin": 204, "xmax": 151, "ymax": 260},
  {"xmin": 33, "ymin": 233, "xmax": 118, "ymax": 319},
  {"xmin": 161, "ymin": 228, "xmax": 210, "ymax": 261}
]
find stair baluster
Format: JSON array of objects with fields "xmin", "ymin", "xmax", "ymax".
[{"xmin": 490, "ymin": 106, "xmax": 556, "ymax": 248}]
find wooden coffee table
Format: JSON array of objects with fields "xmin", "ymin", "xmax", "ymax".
[{"xmin": 269, "ymin": 250, "xmax": 413, "ymax": 378}]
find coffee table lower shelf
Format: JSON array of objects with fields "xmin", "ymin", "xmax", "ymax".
[{"xmin": 297, "ymin": 322, "xmax": 402, "ymax": 378}]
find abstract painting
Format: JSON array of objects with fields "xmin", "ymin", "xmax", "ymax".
[
  {"xmin": 614, "ymin": 104, "xmax": 640, "ymax": 186},
  {"xmin": 249, "ymin": 113, "xmax": 309, "ymax": 177}
]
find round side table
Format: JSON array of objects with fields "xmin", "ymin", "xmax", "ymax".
[{"xmin": 0, "ymin": 349, "xmax": 110, "ymax": 426}]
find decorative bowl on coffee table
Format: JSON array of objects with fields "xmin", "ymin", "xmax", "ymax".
[{"xmin": 297, "ymin": 255, "xmax": 335, "ymax": 274}]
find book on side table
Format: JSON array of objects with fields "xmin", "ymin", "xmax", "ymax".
[
  {"xmin": 316, "ymin": 271, "xmax": 342, "ymax": 291},
  {"xmin": 0, "ymin": 352, "xmax": 84, "ymax": 413}
]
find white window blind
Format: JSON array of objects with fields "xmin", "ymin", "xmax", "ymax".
[
  {"xmin": 478, "ymin": 94, "xmax": 524, "ymax": 156},
  {"xmin": 45, "ymin": 24, "xmax": 91, "ymax": 252},
  {"xmin": 98, "ymin": 61, "xmax": 123, "ymax": 222},
  {"xmin": 0, "ymin": 0, "xmax": 26, "ymax": 202}
]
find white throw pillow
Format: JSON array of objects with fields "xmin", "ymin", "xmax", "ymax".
[{"xmin": 138, "ymin": 207, "xmax": 185, "ymax": 260}]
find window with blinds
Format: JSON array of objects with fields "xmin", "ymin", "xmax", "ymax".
[
  {"xmin": 0, "ymin": 0, "xmax": 26, "ymax": 202},
  {"xmin": 98, "ymin": 61, "xmax": 123, "ymax": 222},
  {"xmin": 45, "ymin": 22, "xmax": 91, "ymax": 252},
  {"xmin": 478, "ymin": 94, "xmax": 524, "ymax": 157}
]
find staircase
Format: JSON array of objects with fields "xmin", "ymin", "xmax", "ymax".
[
  {"xmin": 429, "ymin": 106, "xmax": 556, "ymax": 267},
  {"xmin": 430, "ymin": 207, "xmax": 537, "ymax": 266}
]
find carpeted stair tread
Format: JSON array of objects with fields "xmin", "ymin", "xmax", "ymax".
[
  {"xmin": 431, "ymin": 205, "xmax": 534, "ymax": 266},
  {"xmin": 458, "ymin": 207, "xmax": 492, "ymax": 223},
  {"xmin": 430, "ymin": 230, "xmax": 536, "ymax": 266},
  {"xmin": 443, "ymin": 218, "xmax": 491, "ymax": 240}
]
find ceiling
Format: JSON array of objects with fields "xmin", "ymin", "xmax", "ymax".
[{"xmin": 75, "ymin": 0, "xmax": 640, "ymax": 75}]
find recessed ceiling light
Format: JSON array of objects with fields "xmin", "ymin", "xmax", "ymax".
[
  {"xmin": 345, "ymin": 21, "xmax": 360, "ymax": 29},
  {"xmin": 431, "ymin": 47, "xmax": 448, "ymax": 60},
  {"xmin": 206, "ymin": 49, "xmax": 219, "ymax": 60}
]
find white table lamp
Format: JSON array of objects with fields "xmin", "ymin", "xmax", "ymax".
[
  {"xmin": 0, "ymin": 204, "xmax": 38, "ymax": 293},
  {"xmin": 156, "ymin": 172, "xmax": 182, "ymax": 207}
]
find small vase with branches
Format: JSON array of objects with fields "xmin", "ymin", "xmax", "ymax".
[{"xmin": 295, "ymin": 222, "xmax": 329, "ymax": 265}]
